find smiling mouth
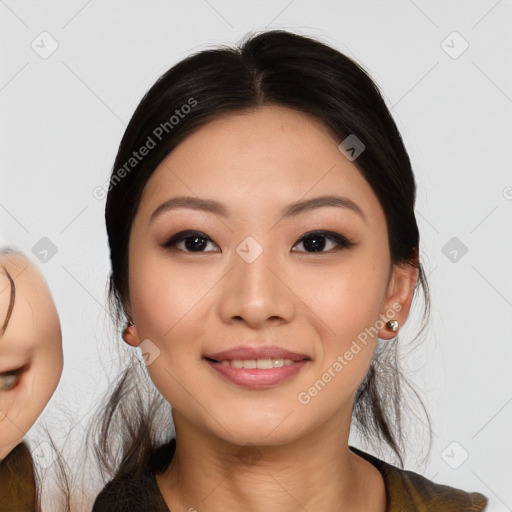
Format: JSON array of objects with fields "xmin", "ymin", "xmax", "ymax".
[
  {"xmin": 204, "ymin": 356, "xmax": 304, "ymax": 368},
  {"xmin": 203, "ymin": 353, "xmax": 310, "ymax": 388}
]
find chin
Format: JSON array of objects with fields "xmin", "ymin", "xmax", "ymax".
[{"xmin": 207, "ymin": 417, "xmax": 306, "ymax": 448}]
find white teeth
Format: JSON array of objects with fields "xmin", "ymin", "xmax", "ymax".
[
  {"xmin": 217, "ymin": 358, "xmax": 297, "ymax": 368},
  {"xmin": 257, "ymin": 359, "xmax": 274, "ymax": 369}
]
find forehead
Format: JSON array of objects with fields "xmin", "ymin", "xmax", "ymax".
[
  {"xmin": 0, "ymin": 254, "xmax": 33, "ymax": 286},
  {"xmin": 0, "ymin": 255, "xmax": 26, "ymax": 317},
  {"xmin": 0, "ymin": 254, "xmax": 60, "ymax": 361},
  {"xmin": 137, "ymin": 105, "xmax": 381, "ymax": 223},
  {"xmin": 152, "ymin": 105, "xmax": 348, "ymax": 185},
  {"xmin": 0, "ymin": 254, "xmax": 46, "ymax": 321}
]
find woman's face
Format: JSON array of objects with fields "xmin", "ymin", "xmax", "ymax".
[
  {"xmin": 127, "ymin": 105, "xmax": 416, "ymax": 446},
  {"xmin": 0, "ymin": 253, "xmax": 63, "ymax": 460}
]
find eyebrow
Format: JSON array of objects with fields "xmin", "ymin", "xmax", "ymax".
[{"xmin": 149, "ymin": 194, "xmax": 366, "ymax": 224}]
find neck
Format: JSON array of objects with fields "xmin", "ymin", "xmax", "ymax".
[{"xmin": 156, "ymin": 411, "xmax": 386, "ymax": 512}]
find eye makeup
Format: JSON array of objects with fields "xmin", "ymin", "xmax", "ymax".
[{"xmin": 160, "ymin": 229, "xmax": 356, "ymax": 254}]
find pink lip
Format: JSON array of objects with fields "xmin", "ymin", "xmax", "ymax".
[{"xmin": 203, "ymin": 345, "xmax": 310, "ymax": 389}]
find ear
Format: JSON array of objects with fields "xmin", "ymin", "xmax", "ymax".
[
  {"xmin": 122, "ymin": 322, "xmax": 142, "ymax": 347},
  {"xmin": 378, "ymin": 260, "xmax": 419, "ymax": 340}
]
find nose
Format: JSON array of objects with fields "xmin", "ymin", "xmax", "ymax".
[{"xmin": 216, "ymin": 241, "xmax": 295, "ymax": 329}]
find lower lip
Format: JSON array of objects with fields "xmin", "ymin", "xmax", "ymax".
[{"xmin": 205, "ymin": 359, "xmax": 309, "ymax": 388}]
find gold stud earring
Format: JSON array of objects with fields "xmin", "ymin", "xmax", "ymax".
[{"xmin": 386, "ymin": 320, "xmax": 399, "ymax": 332}]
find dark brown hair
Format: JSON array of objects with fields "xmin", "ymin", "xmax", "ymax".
[{"xmin": 91, "ymin": 29, "xmax": 432, "ymax": 506}]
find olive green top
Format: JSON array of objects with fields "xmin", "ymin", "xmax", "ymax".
[
  {"xmin": 0, "ymin": 442, "xmax": 37, "ymax": 512},
  {"xmin": 350, "ymin": 445, "xmax": 488, "ymax": 511}
]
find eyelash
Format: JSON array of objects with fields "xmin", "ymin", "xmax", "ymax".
[{"xmin": 161, "ymin": 230, "xmax": 355, "ymax": 254}]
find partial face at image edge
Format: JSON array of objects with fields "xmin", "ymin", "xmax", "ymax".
[{"xmin": 0, "ymin": 251, "xmax": 63, "ymax": 460}]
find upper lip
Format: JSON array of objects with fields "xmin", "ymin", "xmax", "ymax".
[{"xmin": 204, "ymin": 346, "xmax": 310, "ymax": 362}]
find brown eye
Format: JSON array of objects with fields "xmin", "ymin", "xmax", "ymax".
[
  {"xmin": 162, "ymin": 230, "xmax": 219, "ymax": 253},
  {"xmin": 292, "ymin": 230, "xmax": 355, "ymax": 253}
]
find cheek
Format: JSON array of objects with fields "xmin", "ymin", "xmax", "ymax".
[
  {"xmin": 297, "ymin": 255, "xmax": 389, "ymax": 401},
  {"xmin": 298, "ymin": 259, "xmax": 387, "ymax": 345},
  {"xmin": 0, "ymin": 357, "xmax": 60, "ymax": 457},
  {"xmin": 0, "ymin": 322, "xmax": 62, "ymax": 447},
  {"xmin": 25, "ymin": 349, "xmax": 63, "ymax": 420},
  {"xmin": 130, "ymin": 252, "xmax": 178, "ymax": 334},
  {"xmin": 128, "ymin": 254, "xmax": 221, "ymax": 417},
  {"xmin": 34, "ymin": 343, "xmax": 63, "ymax": 400},
  {"xmin": 129, "ymin": 250, "xmax": 216, "ymax": 345}
]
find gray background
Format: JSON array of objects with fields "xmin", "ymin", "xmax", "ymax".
[{"xmin": 1, "ymin": 1, "xmax": 511, "ymax": 510}]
